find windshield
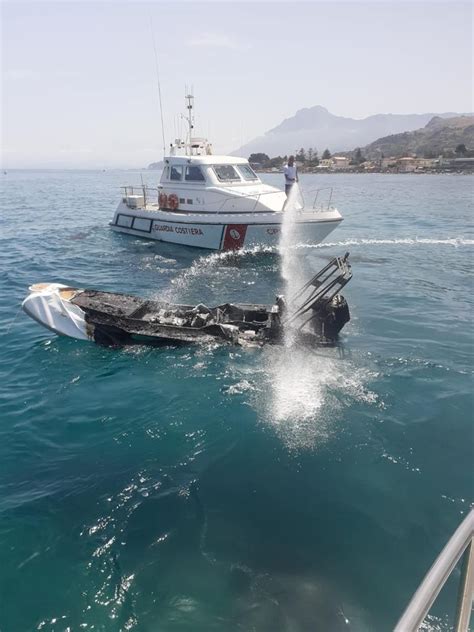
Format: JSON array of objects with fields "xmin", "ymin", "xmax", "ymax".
[
  {"xmin": 237, "ymin": 164, "xmax": 258, "ymax": 181},
  {"xmin": 170, "ymin": 165, "xmax": 183, "ymax": 181},
  {"xmin": 185, "ymin": 165, "xmax": 205, "ymax": 182},
  {"xmin": 213, "ymin": 165, "xmax": 241, "ymax": 182}
]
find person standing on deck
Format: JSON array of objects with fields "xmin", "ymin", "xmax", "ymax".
[{"xmin": 283, "ymin": 155, "xmax": 298, "ymax": 196}]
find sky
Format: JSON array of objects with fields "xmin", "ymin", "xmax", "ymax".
[{"xmin": 1, "ymin": 0, "xmax": 472, "ymax": 168}]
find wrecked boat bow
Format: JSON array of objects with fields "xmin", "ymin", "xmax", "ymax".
[{"xmin": 22, "ymin": 254, "xmax": 352, "ymax": 348}]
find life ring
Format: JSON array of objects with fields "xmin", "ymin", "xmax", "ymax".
[
  {"xmin": 168, "ymin": 193, "xmax": 179, "ymax": 210},
  {"xmin": 158, "ymin": 192, "xmax": 168, "ymax": 209}
]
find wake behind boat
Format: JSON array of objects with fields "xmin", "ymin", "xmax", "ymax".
[
  {"xmin": 22, "ymin": 254, "xmax": 352, "ymax": 347},
  {"xmin": 110, "ymin": 94, "xmax": 343, "ymax": 251}
]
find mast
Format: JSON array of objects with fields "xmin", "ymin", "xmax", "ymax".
[
  {"xmin": 168, "ymin": 89, "xmax": 210, "ymax": 156},
  {"xmin": 184, "ymin": 88, "xmax": 194, "ymax": 153}
]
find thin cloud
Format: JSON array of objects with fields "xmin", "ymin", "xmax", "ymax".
[
  {"xmin": 4, "ymin": 69, "xmax": 80, "ymax": 81},
  {"xmin": 188, "ymin": 33, "xmax": 251, "ymax": 51},
  {"xmin": 4, "ymin": 70, "xmax": 42, "ymax": 81}
]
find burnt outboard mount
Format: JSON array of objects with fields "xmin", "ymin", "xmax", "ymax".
[
  {"xmin": 283, "ymin": 252, "xmax": 352, "ymax": 343},
  {"xmin": 307, "ymin": 294, "xmax": 350, "ymax": 341}
]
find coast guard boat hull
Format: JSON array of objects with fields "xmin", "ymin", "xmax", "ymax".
[{"xmin": 111, "ymin": 200, "xmax": 342, "ymax": 251}]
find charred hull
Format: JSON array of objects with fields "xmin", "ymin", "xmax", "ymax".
[
  {"xmin": 76, "ymin": 293, "xmax": 349, "ymax": 347},
  {"xmin": 73, "ymin": 292, "xmax": 286, "ymax": 347},
  {"xmin": 22, "ymin": 254, "xmax": 352, "ymax": 348}
]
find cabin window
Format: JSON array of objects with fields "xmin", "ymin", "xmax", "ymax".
[
  {"xmin": 185, "ymin": 165, "xmax": 205, "ymax": 182},
  {"xmin": 213, "ymin": 165, "xmax": 241, "ymax": 182},
  {"xmin": 170, "ymin": 165, "xmax": 183, "ymax": 181},
  {"xmin": 237, "ymin": 164, "xmax": 258, "ymax": 181}
]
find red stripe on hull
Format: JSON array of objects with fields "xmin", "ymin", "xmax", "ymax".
[{"xmin": 222, "ymin": 224, "xmax": 248, "ymax": 250}]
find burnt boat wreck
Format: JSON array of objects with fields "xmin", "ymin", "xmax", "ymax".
[{"xmin": 22, "ymin": 254, "xmax": 352, "ymax": 347}]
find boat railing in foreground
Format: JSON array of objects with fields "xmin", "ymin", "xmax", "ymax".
[
  {"xmin": 121, "ymin": 186, "xmax": 336, "ymax": 214},
  {"xmin": 394, "ymin": 509, "xmax": 474, "ymax": 632}
]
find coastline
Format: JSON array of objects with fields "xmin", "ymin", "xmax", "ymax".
[{"xmin": 255, "ymin": 169, "xmax": 474, "ymax": 176}]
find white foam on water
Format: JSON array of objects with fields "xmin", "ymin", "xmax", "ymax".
[
  {"xmin": 158, "ymin": 234, "xmax": 472, "ymax": 302},
  {"xmin": 257, "ymin": 346, "xmax": 379, "ymax": 450},
  {"xmin": 296, "ymin": 237, "xmax": 474, "ymax": 249},
  {"xmin": 223, "ymin": 379, "xmax": 256, "ymax": 395},
  {"xmin": 159, "ymin": 245, "xmax": 276, "ymax": 302},
  {"xmin": 419, "ymin": 614, "xmax": 452, "ymax": 632}
]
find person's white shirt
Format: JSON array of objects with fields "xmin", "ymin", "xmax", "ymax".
[{"xmin": 283, "ymin": 164, "xmax": 297, "ymax": 182}]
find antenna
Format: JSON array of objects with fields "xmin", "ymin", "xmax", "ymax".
[
  {"xmin": 149, "ymin": 16, "xmax": 166, "ymax": 157},
  {"xmin": 184, "ymin": 86, "xmax": 195, "ymax": 145}
]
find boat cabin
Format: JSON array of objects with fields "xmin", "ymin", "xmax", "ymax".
[{"xmin": 161, "ymin": 155, "xmax": 261, "ymax": 188}]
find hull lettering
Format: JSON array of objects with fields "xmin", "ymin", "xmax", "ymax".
[{"xmin": 152, "ymin": 223, "xmax": 204, "ymax": 236}]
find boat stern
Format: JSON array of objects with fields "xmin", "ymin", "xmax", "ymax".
[{"xmin": 22, "ymin": 283, "xmax": 92, "ymax": 340}]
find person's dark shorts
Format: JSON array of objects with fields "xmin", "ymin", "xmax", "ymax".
[{"xmin": 285, "ymin": 183, "xmax": 294, "ymax": 196}]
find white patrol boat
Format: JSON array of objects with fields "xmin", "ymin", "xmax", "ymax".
[{"xmin": 110, "ymin": 94, "xmax": 343, "ymax": 251}]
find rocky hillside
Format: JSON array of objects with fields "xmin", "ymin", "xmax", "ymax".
[
  {"xmin": 360, "ymin": 116, "xmax": 474, "ymax": 159},
  {"xmin": 233, "ymin": 106, "xmax": 468, "ymax": 157}
]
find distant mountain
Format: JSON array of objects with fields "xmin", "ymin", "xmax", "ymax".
[
  {"xmin": 234, "ymin": 106, "xmax": 469, "ymax": 157},
  {"xmin": 358, "ymin": 115, "xmax": 474, "ymax": 159},
  {"xmin": 148, "ymin": 161, "xmax": 164, "ymax": 170}
]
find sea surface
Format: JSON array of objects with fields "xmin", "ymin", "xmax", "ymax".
[{"xmin": 0, "ymin": 171, "xmax": 472, "ymax": 632}]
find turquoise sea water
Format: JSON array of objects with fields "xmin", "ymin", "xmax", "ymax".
[{"xmin": 0, "ymin": 171, "xmax": 473, "ymax": 632}]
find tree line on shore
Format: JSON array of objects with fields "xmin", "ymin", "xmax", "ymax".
[
  {"xmin": 249, "ymin": 143, "xmax": 472, "ymax": 169},
  {"xmin": 249, "ymin": 147, "xmax": 367, "ymax": 168}
]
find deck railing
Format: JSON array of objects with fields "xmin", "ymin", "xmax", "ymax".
[
  {"xmin": 310, "ymin": 187, "xmax": 334, "ymax": 211},
  {"xmin": 120, "ymin": 185, "xmax": 336, "ymax": 215},
  {"xmin": 122, "ymin": 185, "xmax": 160, "ymax": 206},
  {"xmin": 394, "ymin": 509, "xmax": 474, "ymax": 632}
]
